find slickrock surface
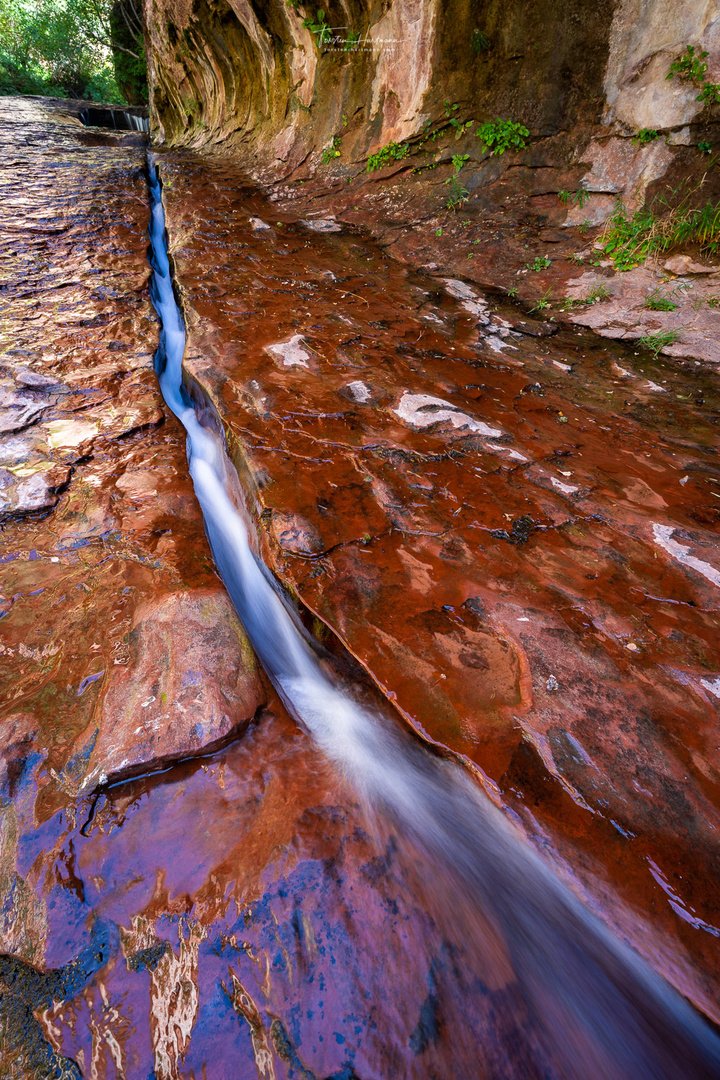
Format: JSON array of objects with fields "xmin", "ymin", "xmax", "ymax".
[
  {"xmin": 161, "ymin": 150, "xmax": 720, "ymax": 1020},
  {"xmin": 0, "ymin": 99, "xmax": 265, "ymax": 805},
  {"xmin": 2, "ymin": 96, "xmax": 720, "ymax": 1079}
]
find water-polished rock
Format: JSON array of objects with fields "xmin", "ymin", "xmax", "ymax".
[
  {"xmin": 3, "ymin": 95, "xmax": 720, "ymax": 1080},
  {"xmin": 79, "ymin": 589, "xmax": 266, "ymax": 790},
  {"xmin": 0, "ymin": 97, "xmax": 261, "ymax": 802},
  {"xmin": 159, "ymin": 151, "xmax": 720, "ymax": 1025}
]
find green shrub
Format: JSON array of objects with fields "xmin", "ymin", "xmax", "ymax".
[
  {"xmin": 446, "ymin": 175, "xmax": 469, "ymax": 210},
  {"xmin": 666, "ymin": 45, "xmax": 720, "ymax": 108},
  {"xmin": 558, "ymin": 188, "xmax": 590, "ymax": 208},
  {"xmin": 0, "ymin": 0, "xmax": 140, "ymax": 103},
  {"xmin": 321, "ymin": 135, "xmax": 341, "ymax": 163},
  {"xmin": 476, "ymin": 119, "xmax": 529, "ymax": 156},
  {"xmin": 698, "ymin": 82, "xmax": 720, "ymax": 105},
  {"xmin": 471, "ymin": 29, "xmax": 489, "ymax": 55},
  {"xmin": 303, "ymin": 9, "xmax": 331, "ymax": 46},
  {"xmin": 667, "ymin": 45, "xmax": 708, "ymax": 84}
]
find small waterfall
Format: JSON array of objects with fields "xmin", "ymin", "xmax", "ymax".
[
  {"xmin": 145, "ymin": 154, "xmax": 720, "ymax": 1080},
  {"xmin": 79, "ymin": 107, "xmax": 149, "ymax": 132}
]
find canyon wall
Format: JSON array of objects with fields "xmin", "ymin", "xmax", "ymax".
[{"xmin": 145, "ymin": 0, "xmax": 720, "ymax": 179}]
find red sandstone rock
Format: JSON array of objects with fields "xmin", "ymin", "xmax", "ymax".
[{"xmin": 79, "ymin": 589, "xmax": 265, "ymax": 790}]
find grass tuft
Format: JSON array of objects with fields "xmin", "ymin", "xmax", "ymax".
[
  {"xmin": 601, "ymin": 183, "xmax": 720, "ymax": 271},
  {"xmin": 643, "ymin": 288, "xmax": 677, "ymax": 312},
  {"xmin": 639, "ymin": 329, "xmax": 681, "ymax": 356}
]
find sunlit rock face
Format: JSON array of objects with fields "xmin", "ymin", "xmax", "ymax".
[{"xmin": 604, "ymin": 0, "xmax": 720, "ymax": 130}]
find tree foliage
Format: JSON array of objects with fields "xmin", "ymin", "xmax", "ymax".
[{"xmin": 0, "ymin": 0, "xmax": 146, "ymax": 104}]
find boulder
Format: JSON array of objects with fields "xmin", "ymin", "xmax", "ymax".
[
  {"xmin": 663, "ymin": 255, "xmax": 720, "ymax": 276},
  {"xmin": 78, "ymin": 589, "xmax": 265, "ymax": 790}
]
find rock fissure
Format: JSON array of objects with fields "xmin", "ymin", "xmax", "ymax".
[{"xmin": 4, "ymin": 0, "xmax": 720, "ymax": 1067}]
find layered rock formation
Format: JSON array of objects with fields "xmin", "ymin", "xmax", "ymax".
[
  {"xmin": 158, "ymin": 151, "xmax": 720, "ymax": 1027},
  {"xmin": 2, "ymin": 0, "xmax": 720, "ymax": 1068},
  {"xmin": 145, "ymin": 0, "xmax": 719, "ymax": 176}
]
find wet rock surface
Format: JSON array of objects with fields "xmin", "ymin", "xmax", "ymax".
[
  {"xmin": 0, "ymin": 98, "xmax": 265, "ymax": 805},
  {"xmin": 79, "ymin": 588, "xmax": 265, "ymax": 791},
  {"xmin": 160, "ymin": 150, "xmax": 720, "ymax": 1023},
  {"xmin": 2, "ymin": 95, "xmax": 720, "ymax": 1077}
]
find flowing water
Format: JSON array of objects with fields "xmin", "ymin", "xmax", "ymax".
[{"xmin": 145, "ymin": 154, "xmax": 720, "ymax": 1080}]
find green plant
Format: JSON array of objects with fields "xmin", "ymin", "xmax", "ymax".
[
  {"xmin": 639, "ymin": 329, "xmax": 681, "ymax": 356},
  {"xmin": 476, "ymin": 118, "xmax": 529, "ymax": 156},
  {"xmin": 435, "ymin": 226, "xmax": 443, "ymax": 236},
  {"xmin": 558, "ymin": 187, "xmax": 590, "ymax": 208},
  {"xmin": 667, "ymin": 45, "xmax": 708, "ymax": 84},
  {"xmin": 507, "ymin": 286, "xmax": 519, "ymax": 298},
  {"xmin": 601, "ymin": 187, "xmax": 720, "ymax": 270},
  {"xmin": 666, "ymin": 45, "xmax": 720, "ymax": 107},
  {"xmin": 446, "ymin": 175, "xmax": 469, "ymax": 210},
  {"xmin": 444, "ymin": 154, "xmax": 471, "ymax": 208},
  {"xmin": 562, "ymin": 282, "xmax": 610, "ymax": 309},
  {"xmin": 366, "ymin": 140, "xmax": 410, "ymax": 172},
  {"xmin": 303, "ymin": 8, "xmax": 331, "ymax": 46},
  {"xmin": 471, "ymin": 29, "xmax": 489, "ymax": 54},
  {"xmin": 699, "ymin": 141, "xmax": 713, "ymax": 154},
  {"xmin": 321, "ymin": 135, "xmax": 341, "ymax": 163},
  {"xmin": 567, "ymin": 251, "xmax": 584, "ymax": 264},
  {"xmin": 526, "ymin": 255, "xmax": 551, "ymax": 271},
  {"xmin": 444, "ymin": 100, "xmax": 473, "ymax": 138},
  {"xmin": 707, "ymin": 295, "xmax": 720, "ymax": 308},
  {"xmin": 530, "ymin": 287, "xmax": 553, "ymax": 312},
  {"xmin": 698, "ymin": 82, "xmax": 720, "ymax": 105},
  {"xmin": 343, "ymin": 29, "xmax": 360, "ymax": 51},
  {"xmin": 586, "ymin": 282, "xmax": 610, "ymax": 303},
  {"xmin": 643, "ymin": 288, "xmax": 677, "ymax": 311},
  {"xmin": 634, "ymin": 128, "xmax": 659, "ymax": 145}
]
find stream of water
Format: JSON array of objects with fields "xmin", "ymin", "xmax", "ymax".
[{"xmin": 146, "ymin": 154, "xmax": 720, "ymax": 1079}]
